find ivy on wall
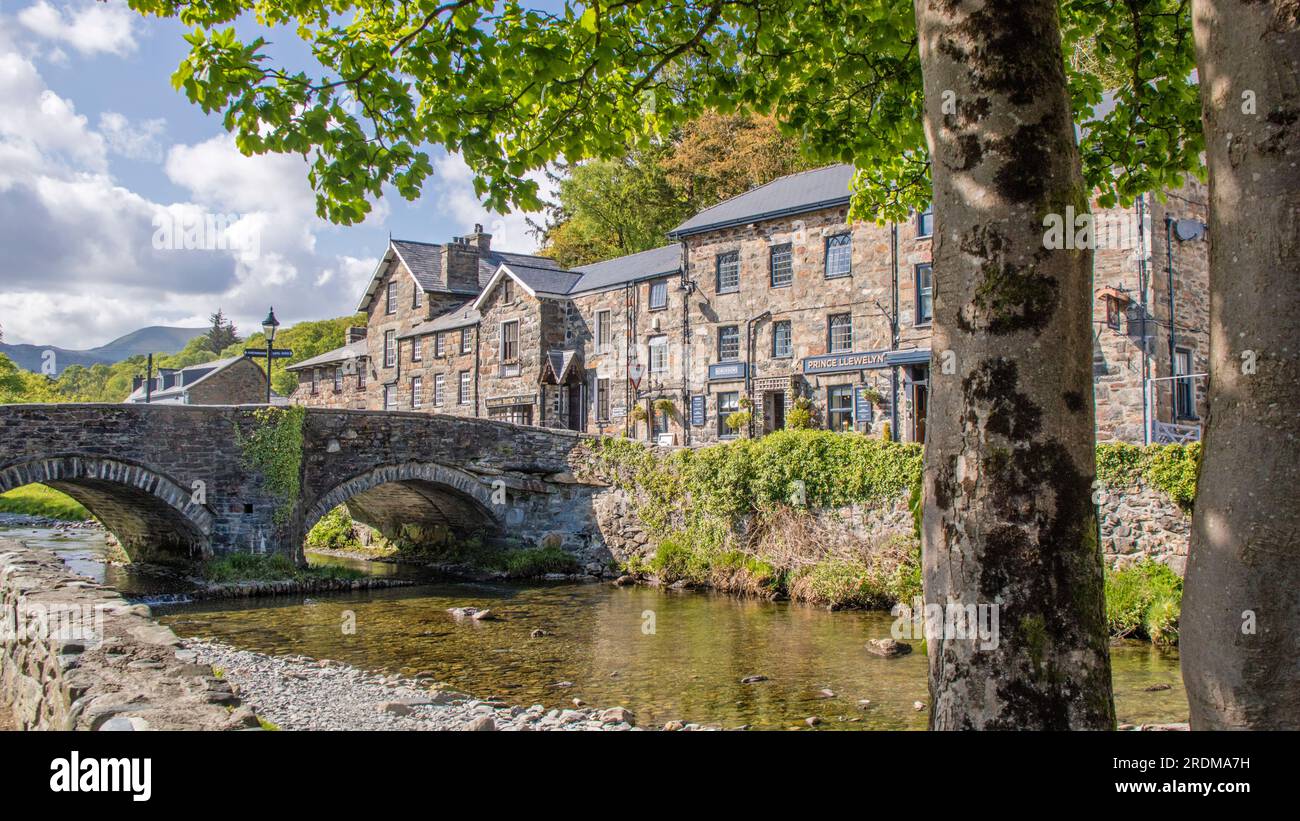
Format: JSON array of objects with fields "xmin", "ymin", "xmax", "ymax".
[
  {"xmin": 1096, "ymin": 442, "xmax": 1201, "ymax": 511},
  {"xmin": 233, "ymin": 406, "xmax": 306, "ymax": 524}
]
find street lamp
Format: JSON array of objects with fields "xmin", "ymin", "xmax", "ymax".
[{"xmin": 261, "ymin": 307, "xmax": 280, "ymax": 404}]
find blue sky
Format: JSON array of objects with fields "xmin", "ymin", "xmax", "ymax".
[{"xmin": 0, "ymin": 1, "xmax": 554, "ymax": 348}]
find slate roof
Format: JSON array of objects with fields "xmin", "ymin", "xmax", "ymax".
[
  {"xmin": 357, "ymin": 240, "xmax": 567, "ymax": 312},
  {"xmin": 285, "ymin": 340, "xmax": 368, "ymax": 372},
  {"xmin": 397, "ymin": 300, "xmax": 481, "ymax": 340},
  {"xmin": 124, "ymin": 356, "xmax": 264, "ymax": 402},
  {"xmin": 570, "ymin": 244, "xmax": 681, "ymax": 293},
  {"xmin": 667, "ymin": 164, "xmax": 855, "ymax": 238},
  {"xmin": 544, "ymin": 349, "xmax": 581, "ymax": 384}
]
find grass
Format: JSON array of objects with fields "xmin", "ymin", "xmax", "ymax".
[
  {"xmin": 1105, "ymin": 559, "xmax": 1183, "ymax": 646},
  {"xmin": 202, "ymin": 552, "xmax": 364, "ymax": 584},
  {"xmin": 0, "ymin": 484, "xmax": 91, "ymax": 520}
]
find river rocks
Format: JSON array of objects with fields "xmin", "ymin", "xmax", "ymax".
[
  {"xmin": 600, "ymin": 707, "xmax": 635, "ymax": 725},
  {"xmin": 613, "ymin": 575, "xmax": 637, "ymax": 586},
  {"xmin": 741, "ymin": 674, "xmax": 768, "ymax": 684},
  {"xmin": 184, "ymin": 639, "xmax": 645, "ymax": 732},
  {"xmin": 865, "ymin": 638, "xmax": 912, "ymax": 658},
  {"xmin": 530, "ymin": 628, "xmax": 550, "ymax": 638},
  {"xmin": 913, "ymin": 701, "xmax": 926, "ymax": 711},
  {"xmin": 447, "ymin": 606, "xmax": 498, "ymax": 621},
  {"xmin": 805, "ymin": 716, "xmax": 822, "ymax": 727}
]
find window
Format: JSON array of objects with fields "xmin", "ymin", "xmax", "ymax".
[
  {"xmin": 460, "ymin": 328, "xmax": 472, "ymax": 354},
  {"xmin": 595, "ymin": 310, "xmax": 611, "ymax": 350},
  {"xmin": 333, "ymin": 368, "xmax": 342, "ymax": 392},
  {"xmin": 596, "ymin": 378, "xmax": 610, "ymax": 421},
  {"xmin": 825, "ymin": 234, "xmax": 852, "ymax": 278},
  {"xmin": 828, "ymin": 313, "xmax": 853, "ymax": 353},
  {"xmin": 718, "ymin": 325, "xmax": 740, "ymax": 362},
  {"xmin": 716, "ymin": 251, "xmax": 740, "ymax": 294},
  {"xmin": 649, "ymin": 335, "xmax": 668, "ymax": 373},
  {"xmin": 385, "ymin": 281, "xmax": 397, "ymax": 314},
  {"xmin": 413, "ymin": 286, "xmax": 422, "ymax": 309},
  {"xmin": 411, "ymin": 376, "xmax": 422, "ymax": 409},
  {"xmin": 828, "ymin": 385, "xmax": 854, "ymax": 431},
  {"xmin": 383, "ymin": 384, "xmax": 397, "ymax": 411},
  {"xmin": 717, "ymin": 391, "xmax": 739, "ymax": 439},
  {"xmin": 917, "ymin": 206, "xmax": 934, "ymax": 238},
  {"xmin": 411, "ymin": 336, "xmax": 423, "ymax": 362},
  {"xmin": 384, "ymin": 330, "xmax": 396, "ymax": 367},
  {"xmin": 310, "ymin": 369, "xmax": 319, "ymax": 395},
  {"xmin": 501, "ymin": 320, "xmax": 519, "ymax": 363},
  {"xmin": 772, "ymin": 320, "xmax": 793, "ymax": 358},
  {"xmin": 502, "ymin": 278, "xmax": 514, "ymax": 304},
  {"xmin": 1174, "ymin": 348, "xmax": 1196, "ymax": 419},
  {"xmin": 649, "ymin": 280, "xmax": 668, "ymax": 310},
  {"xmin": 915, "ymin": 263, "xmax": 934, "ymax": 325},
  {"xmin": 434, "ymin": 373, "xmax": 445, "ymax": 406},
  {"xmin": 357, "ymin": 365, "xmax": 366, "ymax": 390},
  {"xmin": 458, "ymin": 371, "xmax": 471, "ymax": 404},
  {"xmin": 770, "ymin": 243, "xmax": 793, "ymax": 288},
  {"xmin": 434, "ymin": 333, "xmax": 445, "ymax": 358}
]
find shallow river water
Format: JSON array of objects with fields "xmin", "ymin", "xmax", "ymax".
[{"xmin": 3, "ymin": 525, "xmax": 1190, "ymax": 730}]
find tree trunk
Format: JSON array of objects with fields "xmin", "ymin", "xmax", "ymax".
[
  {"xmin": 1182, "ymin": 0, "xmax": 1300, "ymax": 730},
  {"xmin": 914, "ymin": 0, "xmax": 1115, "ymax": 729}
]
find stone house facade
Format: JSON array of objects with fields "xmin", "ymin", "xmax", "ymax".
[
  {"xmin": 126, "ymin": 355, "xmax": 276, "ymax": 406},
  {"xmin": 289, "ymin": 166, "xmax": 1209, "ymax": 448}
]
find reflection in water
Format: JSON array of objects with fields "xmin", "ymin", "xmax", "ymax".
[
  {"xmin": 2, "ymin": 525, "xmax": 1188, "ymax": 730},
  {"xmin": 157, "ymin": 582, "xmax": 1188, "ymax": 731}
]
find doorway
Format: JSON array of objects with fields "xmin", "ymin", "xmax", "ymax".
[
  {"xmin": 763, "ymin": 391, "xmax": 786, "ymax": 434},
  {"xmin": 909, "ymin": 365, "xmax": 929, "ymax": 443}
]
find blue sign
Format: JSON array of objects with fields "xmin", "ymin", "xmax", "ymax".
[
  {"xmin": 244, "ymin": 348, "xmax": 294, "ymax": 359},
  {"xmin": 802, "ymin": 350, "xmax": 889, "ymax": 375},
  {"xmin": 690, "ymin": 395, "xmax": 706, "ymax": 426},
  {"xmin": 708, "ymin": 362, "xmax": 747, "ymax": 381},
  {"xmin": 853, "ymin": 386, "xmax": 874, "ymax": 424}
]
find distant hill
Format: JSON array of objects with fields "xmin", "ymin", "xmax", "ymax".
[{"xmin": 0, "ymin": 326, "xmax": 207, "ymax": 375}]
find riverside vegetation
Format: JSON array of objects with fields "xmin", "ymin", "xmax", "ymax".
[{"xmin": 0, "ymin": 431, "xmax": 1197, "ymax": 643}]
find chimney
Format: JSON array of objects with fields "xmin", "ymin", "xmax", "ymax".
[
  {"xmin": 132, "ymin": 375, "xmax": 143, "ymax": 392},
  {"xmin": 443, "ymin": 232, "xmax": 484, "ymax": 292},
  {"xmin": 467, "ymin": 223, "xmax": 492, "ymax": 252},
  {"xmin": 346, "ymin": 326, "xmax": 368, "ymax": 344}
]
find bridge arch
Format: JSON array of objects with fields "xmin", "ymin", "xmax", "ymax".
[
  {"xmin": 0, "ymin": 455, "xmax": 214, "ymax": 561},
  {"xmin": 303, "ymin": 462, "xmax": 504, "ymax": 549}
]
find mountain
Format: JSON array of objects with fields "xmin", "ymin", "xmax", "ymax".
[{"xmin": 0, "ymin": 326, "xmax": 207, "ymax": 375}]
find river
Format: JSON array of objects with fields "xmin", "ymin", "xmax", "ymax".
[{"xmin": 2, "ymin": 524, "xmax": 1189, "ymax": 730}]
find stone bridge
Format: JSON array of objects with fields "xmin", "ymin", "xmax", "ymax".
[{"xmin": 0, "ymin": 404, "xmax": 611, "ymax": 570}]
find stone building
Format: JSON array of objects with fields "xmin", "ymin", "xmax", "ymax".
[
  {"xmin": 289, "ymin": 166, "xmax": 1209, "ymax": 447},
  {"xmin": 125, "ymin": 356, "xmax": 276, "ymax": 406}
]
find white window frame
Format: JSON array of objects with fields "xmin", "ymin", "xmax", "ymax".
[
  {"xmin": 501, "ymin": 320, "xmax": 519, "ymax": 363},
  {"xmin": 434, "ymin": 373, "xmax": 445, "ymax": 406},
  {"xmin": 649, "ymin": 280, "xmax": 668, "ymax": 310},
  {"xmin": 716, "ymin": 251, "xmax": 740, "ymax": 294},
  {"xmin": 385, "ymin": 281, "xmax": 397, "ymax": 314},
  {"xmin": 828, "ymin": 314, "xmax": 853, "ymax": 353},
  {"xmin": 718, "ymin": 325, "xmax": 740, "ymax": 362},
  {"xmin": 384, "ymin": 330, "xmax": 396, "ymax": 367},
  {"xmin": 458, "ymin": 371, "xmax": 471, "ymax": 404},
  {"xmin": 648, "ymin": 335, "xmax": 668, "ymax": 373},
  {"xmin": 825, "ymin": 234, "xmax": 852, "ymax": 278},
  {"xmin": 411, "ymin": 375, "xmax": 422, "ymax": 408}
]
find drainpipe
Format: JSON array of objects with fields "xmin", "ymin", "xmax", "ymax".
[
  {"xmin": 889, "ymin": 222, "xmax": 900, "ymax": 441},
  {"xmin": 745, "ymin": 309, "xmax": 772, "ymax": 437},
  {"xmin": 1164, "ymin": 214, "xmax": 1177, "ymax": 420},
  {"xmin": 472, "ymin": 325, "xmax": 481, "ymax": 418},
  {"xmin": 680, "ymin": 241, "xmax": 691, "ymax": 446}
]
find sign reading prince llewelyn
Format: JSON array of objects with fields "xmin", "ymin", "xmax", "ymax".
[{"xmin": 801, "ymin": 350, "xmax": 890, "ymax": 375}]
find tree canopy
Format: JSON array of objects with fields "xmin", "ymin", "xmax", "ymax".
[{"xmin": 128, "ymin": 0, "xmax": 1202, "ymax": 225}]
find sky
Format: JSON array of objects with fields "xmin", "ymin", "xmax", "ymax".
[{"xmin": 0, "ymin": 1, "xmax": 555, "ymax": 349}]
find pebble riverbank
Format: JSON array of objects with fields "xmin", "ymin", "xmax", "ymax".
[{"xmin": 185, "ymin": 639, "xmax": 653, "ymax": 731}]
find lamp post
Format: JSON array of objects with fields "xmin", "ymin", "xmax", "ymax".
[{"xmin": 261, "ymin": 307, "xmax": 280, "ymax": 404}]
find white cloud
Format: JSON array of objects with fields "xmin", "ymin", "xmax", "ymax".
[
  {"xmin": 98, "ymin": 112, "xmax": 166, "ymax": 162},
  {"xmin": 18, "ymin": 1, "xmax": 138, "ymax": 57},
  {"xmin": 430, "ymin": 153, "xmax": 553, "ymax": 253},
  {"xmin": 0, "ymin": 37, "xmax": 379, "ymax": 349}
]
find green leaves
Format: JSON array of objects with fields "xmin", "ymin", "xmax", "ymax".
[{"xmin": 132, "ymin": 0, "xmax": 1203, "ymax": 226}]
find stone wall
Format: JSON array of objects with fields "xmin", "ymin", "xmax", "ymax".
[
  {"xmin": 1099, "ymin": 482, "xmax": 1192, "ymax": 575},
  {"xmin": 589, "ymin": 475, "xmax": 1191, "ymax": 577},
  {"xmin": 187, "ymin": 357, "xmax": 269, "ymax": 405},
  {"xmin": 0, "ymin": 540, "xmax": 256, "ymax": 731}
]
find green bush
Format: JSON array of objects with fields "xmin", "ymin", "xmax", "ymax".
[
  {"xmin": 304, "ymin": 506, "xmax": 359, "ymax": 551},
  {"xmin": 1104, "ymin": 559, "xmax": 1183, "ymax": 646},
  {"xmin": 203, "ymin": 552, "xmax": 363, "ymax": 583},
  {"xmin": 497, "ymin": 545, "xmax": 581, "ymax": 577},
  {"xmin": 795, "ymin": 559, "xmax": 893, "ymax": 609},
  {"xmin": 1096, "ymin": 442, "xmax": 1200, "ymax": 511}
]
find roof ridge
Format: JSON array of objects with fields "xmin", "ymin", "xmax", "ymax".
[{"xmin": 684, "ymin": 163, "xmax": 852, "ymax": 221}]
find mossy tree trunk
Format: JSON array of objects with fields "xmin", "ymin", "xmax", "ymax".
[
  {"xmin": 1182, "ymin": 0, "xmax": 1300, "ymax": 730},
  {"xmin": 914, "ymin": 0, "xmax": 1115, "ymax": 729}
]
